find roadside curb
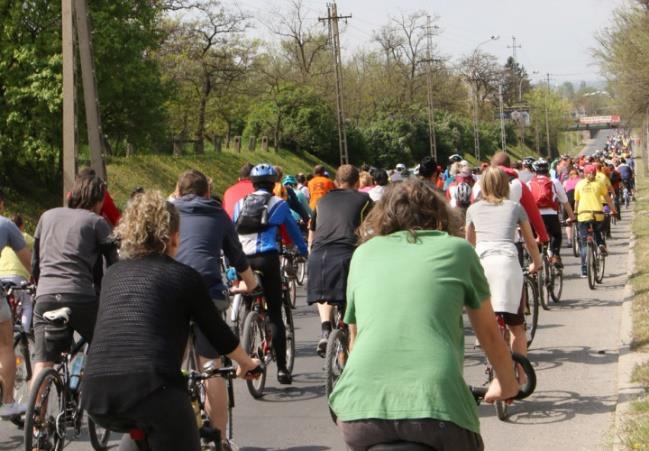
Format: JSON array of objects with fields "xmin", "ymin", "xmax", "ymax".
[{"xmin": 613, "ymin": 213, "xmax": 649, "ymax": 450}]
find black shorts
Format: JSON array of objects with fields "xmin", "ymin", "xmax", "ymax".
[
  {"xmin": 33, "ymin": 294, "xmax": 98, "ymax": 362},
  {"xmin": 306, "ymin": 245, "xmax": 354, "ymax": 305},
  {"xmin": 496, "ymin": 297, "xmax": 525, "ymax": 327}
]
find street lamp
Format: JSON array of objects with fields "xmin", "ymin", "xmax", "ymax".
[{"xmin": 470, "ymin": 35, "xmax": 500, "ymax": 161}]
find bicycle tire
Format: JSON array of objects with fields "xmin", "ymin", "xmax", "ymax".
[
  {"xmin": 549, "ymin": 265, "xmax": 563, "ymax": 303},
  {"xmin": 324, "ymin": 328, "xmax": 348, "ymax": 424},
  {"xmin": 296, "ymin": 258, "xmax": 306, "ymax": 286},
  {"xmin": 24, "ymin": 368, "xmax": 65, "ymax": 451},
  {"xmin": 523, "ymin": 276, "xmax": 539, "ymax": 348},
  {"xmin": 512, "ymin": 352, "xmax": 537, "ymax": 400},
  {"xmin": 495, "ymin": 399, "xmax": 508, "ymax": 421},
  {"xmin": 536, "ymin": 263, "xmax": 548, "ymax": 311},
  {"xmin": 282, "ymin": 299, "xmax": 295, "ymax": 374},
  {"xmin": 587, "ymin": 243, "xmax": 596, "ymax": 290},
  {"xmin": 572, "ymin": 224, "xmax": 579, "ymax": 258},
  {"xmin": 241, "ymin": 312, "xmax": 267, "ymax": 399},
  {"xmin": 596, "ymin": 250, "xmax": 606, "ymax": 284},
  {"xmin": 13, "ymin": 335, "xmax": 32, "ymax": 407},
  {"xmin": 88, "ymin": 417, "xmax": 111, "ymax": 451},
  {"xmin": 289, "ymin": 278, "xmax": 297, "ymax": 309}
]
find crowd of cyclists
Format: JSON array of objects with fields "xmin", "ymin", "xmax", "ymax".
[{"xmin": 0, "ymin": 129, "xmax": 637, "ymax": 450}]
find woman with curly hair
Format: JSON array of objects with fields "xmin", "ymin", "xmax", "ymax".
[
  {"xmin": 329, "ymin": 178, "xmax": 518, "ymax": 451},
  {"xmin": 81, "ymin": 190, "xmax": 259, "ymax": 451}
]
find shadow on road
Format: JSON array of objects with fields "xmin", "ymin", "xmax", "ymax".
[
  {"xmin": 479, "ymin": 389, "xmax": 616, "ymax": 425},
  {"xmin": 241, "ymin": 447, "xmax": 331, "ymax": 451},
  {"xmin": 529, "ymin": 345, "xmax": 618, "ymax": 372}
]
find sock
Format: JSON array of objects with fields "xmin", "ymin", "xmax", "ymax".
[{"xmin": 321, "ymin": 321, "xmax": 332, "ymax": 334}]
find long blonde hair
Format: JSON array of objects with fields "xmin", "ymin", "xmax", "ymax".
[
  {"xmin": 480, "ymin": 167, "xmax": 510, "ymax": 204},
  {"xmin": 115, "ymin": 190, "xmax": 179, "ymax": 259}
]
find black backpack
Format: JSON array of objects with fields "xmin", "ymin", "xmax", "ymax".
[{"xmin": 235, "ymin": 192, "xmax": 273, "ymax": 234}]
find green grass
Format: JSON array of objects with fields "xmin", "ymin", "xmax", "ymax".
[
  {"xmin": 1, "ymin": 148, "xmax": 332, "ymax": 232},
  {"xmin": 559, "ymin": 131, "xmax": 588, "ymax": 156},
  {"xmin": 460, "ymin": 143, "xmax": 545, "ymax": 167},
  {"xmin": 623, "ymin": 161, "xmax": 649, "ymax": 450}
]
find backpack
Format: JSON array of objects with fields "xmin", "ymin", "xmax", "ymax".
[
  {"xmin": 529, "ymin": 175, "xmax": 558, "ymax": 210},
  {"xmin": 609, "ymin": 170, "xmax": 621, "ymax": 184},
  {"xmin": 455, "ymin": 182, "xmax": 472, "ymax": 208},
  {"xmin": 235, "ymin": 193, "xmax": 273, "ymax": 234}
]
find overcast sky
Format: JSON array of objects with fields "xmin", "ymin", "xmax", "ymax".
[{"xmin": 235, "ymin": 0, "xmax": 628, "ymax": 85}]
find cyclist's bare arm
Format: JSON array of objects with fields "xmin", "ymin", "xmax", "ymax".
[
  {"xmin": 520, "ymin": 220, "xmax": 541, "ymax": 273},
  {"xmin": 16, "ymin": 246, "xmax": 32, "ymax": 276},
  {"xmin": 466, "ymin": 299, "xmax": 518, "ymax": 403},
  {"xmin": 231, "ymin": 267, "xmax": 258, "ymax": 293},
  {"xmin": 562, "ymin": 202, "xmax": 576, "ymax": 222},
  {"xmin": 465, "ymin": 223, "xmax": 476, "ymax": 246},
  {"xmin": 606, "ymin": 193, "xmax": 617, "ymax": 215},
  {"xmin": 348, "ymin": 323, "xmax": 357, "ymax": 352}
]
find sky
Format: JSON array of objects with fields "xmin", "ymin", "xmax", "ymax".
[{"xmin": 234, "ymin": 0, "xmax": 629, "ymax": 86}]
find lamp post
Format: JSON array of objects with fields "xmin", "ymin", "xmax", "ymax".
[{"xmin": 470, "ymin": 35, "xmax": 500, "ymax": 161}]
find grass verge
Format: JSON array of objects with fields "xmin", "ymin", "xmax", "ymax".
[{"xmin": 623, "ymin": 161, "xmax": 649, "ymax": 450}]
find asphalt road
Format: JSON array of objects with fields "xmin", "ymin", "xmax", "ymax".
[{"xmin": 0, "ymin": 207, "xmax": 632, "ymax": 451}]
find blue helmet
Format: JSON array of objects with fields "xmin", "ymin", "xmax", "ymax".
[{"xmin": 250, "ymin": 164, "xmax": 277, "ymax": 184}]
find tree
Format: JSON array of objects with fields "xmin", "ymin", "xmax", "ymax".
[{"xmin": 501, "ymin": 57, "xmax": 531, "ymax": 106}]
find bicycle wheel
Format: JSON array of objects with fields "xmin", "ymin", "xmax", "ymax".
[
  {"xmin": 587, "ymin": 243, "xmax": 596, "ymax": 290},
  {"xmin": 324, "ymin": 328, "xmax": 348, "ymax": 424},
  {"xmin": 289, "ymin": 278, "xmax": 298, "ymax": 309},
  {"xmin": 241, "ymin": 312, "xmax": 267, "ymax": 398},
  {"xmin": 572, "ymin": 224, "xmax": 579, "ymax": 258},
  {"xmin": 549, "ymin": 265, "xmax": 563, "ymax": 303},
  {"xmin": 536, "ymin": 262, "xmax": 548, "ymax": 311},
  {"xmin": 495, "ymin": 399, "xmax": 508, "ymax": 421},
  {"xmin": 88, "ymin": 417, "xmax": 111, "ymax": 451},
  {"xmin": 522, "ymin": 276, "xmax": 539, "ymax": 348},
  {"xmin": 24, "ymin": 368, "xmax": 66, "ymax": 451},
  {"xmin": 596, "ymin": 250, "xmax": 606, "ymax": 284},
  {"xmin": 296, "ymin": 258, "xmax": 306, "ymax": 286},
  {"xmin": 512, "ymin": 352, "xmax": 537, "ymax": 399},
  {"xmin": 282, "ymin": 299, "xmax": 295, "ymax": 374}
]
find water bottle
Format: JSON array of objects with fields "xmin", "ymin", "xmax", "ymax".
[{"xmin": 69, "ymin": 353, "xmax": 85, "ymax": 391}]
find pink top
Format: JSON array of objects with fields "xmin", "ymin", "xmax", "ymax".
[
  {"xmin": 563, "ymin": 177, "xmax": 580, "ymax": 193},
  {"xmin": 359, "ymin": 186, "xmax": 374, "ymax": 193}
]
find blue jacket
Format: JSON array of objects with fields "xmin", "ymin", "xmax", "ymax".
[
  {"xmin": 233, "ymin": 189, "xmax": 308, "ymax": 256},
  {"xmin": 172, "ymin": 195, "xmax": 249, "ymax": 299}
]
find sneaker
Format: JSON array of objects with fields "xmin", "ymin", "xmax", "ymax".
[
  {"xmin": 599, "ymin": 244, "xmax": 608, "ymax": 256},
  {"xmin": 550, "ymin": 255, "xmax": 563, "ymax": 269},
  {"xmin": 277, "ymin": 368, "xmax": 292, "ymax": 385},
  {"xmin": 0, "ymin": 402, "xmax": 26, "ymax": 418},
  {"xmin": 316, "ymin": 330, "xmax": 330, "ymax": 358},
  {"xmin": 581, "ymin": 271, "xmax": 588, "ymax": 279}
]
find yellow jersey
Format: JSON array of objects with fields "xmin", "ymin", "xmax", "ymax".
[
  {"xmin": 0, "ymin": 232, "xmax": 33, "ymax": 279},
  {"xmin": 575, "ymin": 179, "xmax": 608, "ymax": 222}
]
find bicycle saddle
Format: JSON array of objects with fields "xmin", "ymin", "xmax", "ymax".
[
  {"xmin": 43, "ymin": 307, "xmax": 71, "ymax": 323},
  {"xmin": 369, "ymin": 443, "xmax": 434, "ymax": 451}
]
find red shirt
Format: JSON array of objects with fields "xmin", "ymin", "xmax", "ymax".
[
  {"xmin": 101, "ymin": 191, "xmax": 121, "ymax": 227},
  {"xmin": 223, "ymin": 179, "xmax": 254, "ymax": 219}
]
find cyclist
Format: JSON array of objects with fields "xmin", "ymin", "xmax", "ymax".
[
  {"xmin": 527, "ymin": 159, "xmax": 575, "ymax": 268},
  {"xmin": 82, "ymin": 191, "xmax": 260, "ymax": 451},
  {"xmin": 517, "ymin": 157, "xmax": 535, "ymax": 184},
  {"xmin": 418, "ymin": 156, "xmax": 442, "ymax": 190},
  {"xmin": 282, "ymin": 175, "xmax": 312, "ymax": 224},
  {"xmin": 296, "ymin": 173, "xmax": 310, "ymax": 201},
  {"xmin": 574, "ymin": 165, "xmax": 617, "ymax": 278},
  {"xmin": 307, "ymin": 164, "xmax": 335, "ymax": 210},
  {"xmin": 171, "ymin": 169, "xmax": 258, "ymax": 440},
  {"xmin": 563, "ymin": 168, "xmax": 582, "ymax": 248},
  {"xmin": 222, "ymin": 163, "xmax": 254, "ymax": 219},
  {"xmin": 307, "ymin": 165, "xmax": 372, "ymax": 357},
  {"xmin": 233, "ymin": 164, "xmax": 308, "ymax": 384},
  {"xmin": 0, "ymin": 197, "xmax": 32, "ymax": 418},
  {"xmin": 446, "ymin": 161, "xmax": 475, "ymax": 210},
  {"xmin": 466, "ymin": 167, "xmax": 541, "ymax": 365},
  {"xmin": 390, "ymin": 163, "xmax": 409, "ymax": 182},
  {"xmin": 617, "ymin": 158, "xmax": 634, "ymax": 198},
  {"xmin": 330, "ymin": 178, "xmax": 518, "ymax": 451},
  {"xmin": 368, "ymin": 169, "xmax": 388, "ymax": 202},
  {"xmin": 31, "ymin": 172, "xmax": 117, "ymax": 393}
]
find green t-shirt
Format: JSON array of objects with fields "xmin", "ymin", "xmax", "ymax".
[{"xmin": 329, "ymin": 230, "xmax": 490, "ymax": 434}]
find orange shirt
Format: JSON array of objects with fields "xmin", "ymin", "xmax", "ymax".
[{"xmin": 308, "ymin": 176, "xmax": 335, "ymax": 209}]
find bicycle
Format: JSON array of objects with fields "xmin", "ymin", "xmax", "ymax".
[
  {"xmin": 23, "ymin": 307, "xmax": 110, "ymax": 451},
  {"xmin": 571, "ymin": 220, "xmax": 580, "ymax": 258},
  {"xmin": 0, "ymin": 280, "xmax": 35, "ymax": 428},
  {"xmin": 323, "ymin": 302, "xmax": 348, "ymax": 423},
  {"xmin": 522, "ymin": 270, "xmax": 540, "ymax": 348},
  {"xmin": 280, "ymin": 248, "xmax": 299, "ymax": 309},
  {"xmin": 581, "ymin": 214, "xmax": 607, "ymax": 290},
  {"xmin": 484, "ymin": 313, "xmax": 537, "ymax": 421},
  {"xmin": 239, "ymin": 274, "xmax": 295, "ymax": 398},
  {"xmin": 90, "ymin": 363, "xmax": 258, "ymax": 451}
]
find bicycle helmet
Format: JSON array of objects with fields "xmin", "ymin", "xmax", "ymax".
[
  {"xmin": 522, "ymin": 156, "xmax": 535, "ymax": 168},
  {"xmin": 282, "ymin": 175, "xmax": 297, "ymax": 186},
  {"xmin": 449, "ymin": 154, "xmax": 462, "ymax": 163},
  {"xmin": 455, "ymin": 182, "xmax": 472, "ymax": 206},
  {"xmin": 532, "ymin": 158, "xmax": 549, "ymax": 173},
  {"xmin": 250, "ymin": 163, "xmax": 278, "ymax": 183}
]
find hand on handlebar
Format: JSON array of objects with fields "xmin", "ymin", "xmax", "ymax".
[
  {"xmin": 484, "ymin": 376, "xmax": 519, "ymax": 404},
  {"xmin": 237, "ymin": 358, "xmax": 263, "ymax": 380},
  {"xmin": 528, "ymin": 261, "xmax": 541, "ymax": 274}
]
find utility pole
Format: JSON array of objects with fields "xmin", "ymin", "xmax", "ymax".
[
  {"xmin": 508, "ymin": 36, "xmax": 522, "ymax": 101},
  {"xmin": 424, "ymin": 15, "xmax": 438, "ymax": 160},
  {"xmin": 62, "ymin": 0, "xmax": 76, "ymax": 202},
  {"xmin": 319, "ymin": 2, "xmax": 351, "ymax": 165},
  {"xmin": 544, "ymin": 73, "xmax": 552, "ymax": 159},
  {"xmin": 498, "ymin": 83, "xmax": 506, "ymax": 151},
  {"xmin": 472, "ymin": 81, "xmax": 480, "ymax": 161}
]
